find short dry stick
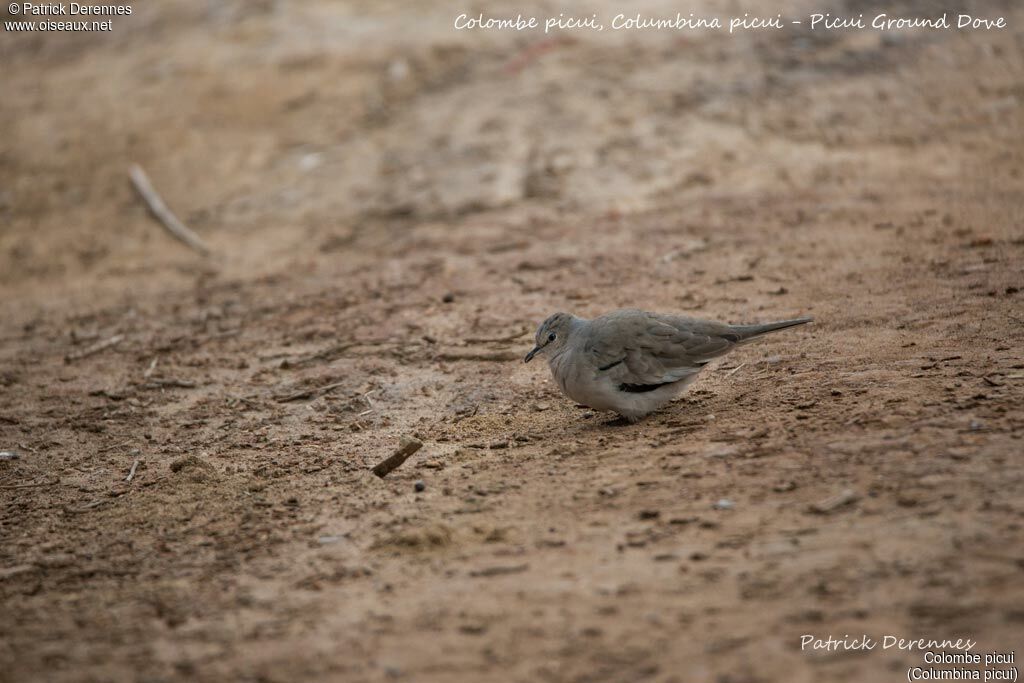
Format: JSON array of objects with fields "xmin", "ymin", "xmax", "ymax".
[
  {"xmin": 66, "ymin": 335, "xmax": 124, "ymax": 362},
  {"xmin": 723, "ymin": 362, "xmax": 747, "ymax": 378},
  {"xmin": 125, "ymin": 459, "xmax": 141, "ymax": 483},
  {"xmin": 371, "ymin": 437, "xmax": 423, "ymax": 478}
]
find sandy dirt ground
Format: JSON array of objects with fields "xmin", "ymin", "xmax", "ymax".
[{"xmin": 2, "ymin": 0, "xmax": 1023, "ymax": 681}]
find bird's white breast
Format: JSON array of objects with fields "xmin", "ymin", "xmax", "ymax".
[
  {"xmin": 548, "ymin": 350, "xmax": 627, "ymax": 413},
  {"xmin": 547, "ymin": 346, "xmax": 697, "ymax": 419}
]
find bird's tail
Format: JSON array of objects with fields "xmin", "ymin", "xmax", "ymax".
[{"xmin": 729, "ymin": 317, "xmax": 814, "ymax": 341}]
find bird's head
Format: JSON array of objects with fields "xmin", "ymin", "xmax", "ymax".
[{"xmin": 524, "ymin": 312, "xmax": 575, "ymax": 363}]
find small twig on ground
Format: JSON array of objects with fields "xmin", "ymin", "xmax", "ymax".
[
  {"xmin": 99, "ymin": 439, "xmax": 133, "ymax": 454},
  {"xmin": 66, "ymin": 499, "xmax": 107, "ymax": 514},
  {"xmin": 198, "ymin": 329, "xmax": 243, "ymax": 343},
  {"xmin": 464, "ymin": 327, "xmax": 530, "ymax": 344},
  {"xmin": 144, "ymin": 357, "xmax": 158, "ymax": 378},
  {"xmin": 724, "ymin": 362, "xmax": 747, "ymax": 378},
  {"xmin": 129, "ymin": 164, "xmax": 211, "ymax": 255},
  {"xmin": 65, "ymin": 335, "xmax": 124, "ymax": 362},
  {"xmin": 371, "ymin": 436, "xmax": 423, "ymax": 478},
  {"xmin": 125, "ymin": 459, "xmax": 141, "ymax": 483},
  {"xmin": 0, "ymin": 478, "xmax": 59, "ymax": 490},
  {"xmin": 437, "ymin": 349, "xmax": 520, "ymax": 362},
  {"xmin": 142, "ymin": 378, "xmax": 197, "ymax": 389},
  {"xmin": 469, "ymin": 563, "xmax": 529, "ymax": 577},
  {"xmin": 276, "ymin": 380, "xmax": 348, "ymax": 403},
  {"xmin": 276, "ymin": 339, "xmax": 393, "ymax": 368}
]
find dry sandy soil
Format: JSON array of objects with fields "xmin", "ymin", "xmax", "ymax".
[{"xmin": 2, "ymin": 0, "xmax": 1023, "ymax": 681}]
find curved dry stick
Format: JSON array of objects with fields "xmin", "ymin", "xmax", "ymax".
[{"xmin": 129, "ymin": 164, "xmax": 211, "ymax": 255}]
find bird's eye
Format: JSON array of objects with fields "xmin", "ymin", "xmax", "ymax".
[{"xmin": 547, "ymin": 332, "xmax": 556, "ymax": 342}]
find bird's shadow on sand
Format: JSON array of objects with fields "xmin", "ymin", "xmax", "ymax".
[
  {"xmin": 579, "ymin": 401, "xmax": 711, "ymax": 432},
  {"xmin": 510, "ymin": 399, "xmax": 712, "ymax": 450}
]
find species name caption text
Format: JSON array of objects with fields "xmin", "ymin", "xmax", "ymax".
[
  {"xmin": 453, "ymin": 11, "xmax": 1007, "ymax": 34},
  {"xmin": 4, "ymin": 3, "xmax": 131, "ymax": 32},
  {"xmin": 800, "ymin": 636, "xmax": 1017, "ymax": 682}
]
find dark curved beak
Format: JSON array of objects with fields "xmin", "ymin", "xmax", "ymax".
[{"xmin": 524, "ymin": 346, "xmax": 540, "ymax": 363}]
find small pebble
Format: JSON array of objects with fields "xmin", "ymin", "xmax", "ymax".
[
  {"xmin": 414, "ymin": 480, "xmax": 426, "ymax": 492},
  {"xmin": 713, "ymin": 498, "xmax": 734, "ymax": 510}
]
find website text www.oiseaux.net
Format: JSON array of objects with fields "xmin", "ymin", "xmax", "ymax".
[{"xmin": 5, "ymin": 3, "xmax": 131, "ymax": 32}]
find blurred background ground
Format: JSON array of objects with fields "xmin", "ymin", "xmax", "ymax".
[{"xmin": 1, "ymin": 1, "xmax": 1022, "ymax": 681}]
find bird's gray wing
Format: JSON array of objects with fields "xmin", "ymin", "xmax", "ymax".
[{"xmin": 584, "ymin": 311, "xmax": 738, "ymax": 386}]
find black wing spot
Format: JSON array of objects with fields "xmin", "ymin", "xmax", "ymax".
[
  {"xmin": 618, "ymin": 381, "xmax": 674, "ymax": 393},
  {"xmin": 598, "ymin": 358, "xmax": 625, "ymax": 372}
]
